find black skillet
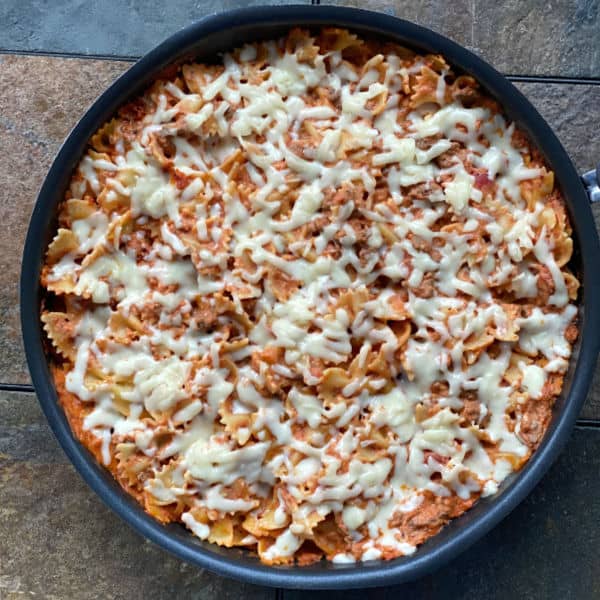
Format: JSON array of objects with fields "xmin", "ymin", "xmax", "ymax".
[{"xmin": 20, "ymin": 5, "xmax": 600, "ymax": 590}]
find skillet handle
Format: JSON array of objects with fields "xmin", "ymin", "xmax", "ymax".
[{"xmin": 582, "ymin": 163, "xmax": 600, "ymax": 203}]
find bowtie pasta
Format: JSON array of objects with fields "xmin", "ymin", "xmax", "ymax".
[{"xmin": 41, "ymin": 28, "xmax": 579, "ymax": 565}]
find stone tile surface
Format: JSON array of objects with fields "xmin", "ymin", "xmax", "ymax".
[
  {"xmin": 282, "ymin": 425, "xmax": 600, "ymax": 599},
  {"xmin": 0, "ymin": 55, "xmax": 129, "ymax": 383},
  {"xmin": 514, "ymin": 80, "xmax": 600, "ymax": 423},
  {"xmin": 326, "ymin": 0, "xmax": 600, "ymax": 78},
  {"xmin": 0, "ymin": 0, "xmax": 306, "ymax": 59},
  {"xmin": 514, "ymin": 81, "xmax": 600, "ymax": 174},
  {"xmin": 2, "ymin": 390, "xmax": 599, "ymax": 598},
  {"xmin": 2, "ymin": 5, "xmax": 600, "ymax": 598},
  {"xmin": 3, "ymin": 56, "xmax": 600, "ymax": 420},
  {"xmin": 2, "ymin": 1, "xmax": 599, "ymax": 78},
  {"xmin": 471, "ymin": 0, "xmax": 600, "ymax": 78},
  {"xmin": 582, "ymin": 364, "xmax": 600, "ymax": 421},
  {"xmin": 0, "ymin": 391, "xmax": 275, "ymax": 600}
]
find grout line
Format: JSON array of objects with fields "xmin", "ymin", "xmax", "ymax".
[
  {"xmin": 0, "ymin": 383, "xmax": 35, "ymax": 393},
  {"xmin": 1, "ymin": 48, "xmax": 599, "ymax": 86},
  {"xmin": 0, "ymin": 35, "xmax": 599, "ymax": 425},
  {"xmin": 0, "ymin": 383, "xmax": 600, "ymax": 428},
  {"xmin": 0, "ymin": 48, "xmax": 136, "ymax": 62},
  {"xmin": 0, "ymin": 382, "xmax": 599, "ymax": 427},
  {"xmin": 1, "ymin": 378, "xmax": 599, "ymax": 429},
  {"xmin": 574, "ymin": 419, "xmax": 600, "ymax": 430},
  {"xmin": 507, "ymin": 74, "xmax": 600, "ymax": 86}
]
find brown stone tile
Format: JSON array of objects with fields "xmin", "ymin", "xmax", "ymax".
[
  {"xmin": 327, "ymin": 0, "xmax": 600, "ymax": 77},
  {"xmin": 2, "ymin": 56, "xmax": 600, "ymax": 422},
  {"xmin": 0, "ymin": 391, "xmax": 274, "ymax": 600},
  {"xmin": 0, "ymin": 55, "xmax": 129, "ymax": 383}
]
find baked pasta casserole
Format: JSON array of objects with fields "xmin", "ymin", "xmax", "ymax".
[{"xmin": 41, "ymin": 28, "xmax": 580, "ymax": 565}]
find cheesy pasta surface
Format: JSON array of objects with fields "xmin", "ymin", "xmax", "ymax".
[{"xmin": 41, "ymin": 28, "xmax": 579, "ymax": 565}]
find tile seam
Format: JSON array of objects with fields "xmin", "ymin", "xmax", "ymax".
[
  {"xmin": 0, "ymin": 383, "xmax": 35, "ymax": 392},
  {"xmin": 2, "ymin": 49, "xmax": 600, "ymax": 85},
  {"xmin": 1, "ymin": 382, "xmax": 599, "ymax": 427},
  {"xmin": 0, "ymin": 48, "xmax": 136, "ymax": 62}
]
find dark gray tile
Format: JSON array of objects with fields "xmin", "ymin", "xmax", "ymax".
[
  {"xmin": 3, "ymin": 389, "xmax": 597, "ymax": 598},
  {"xmin": 0, "ymin": 0, "xmax": 307, "ymax": 59},
  {"xmin": 326, "ymin": 0, "xmax": 600, "ymax": 78},
  {"xmin": 282, "ymin": 425, "xmax": 600, "ymax": 599},
  {"xmin": 516, "ymin": 79, "xmax": 600, "ymax": 423},
  {"xmin": 5, "ymin": 1, "xmax": 599, "ymax": 77},
  {"xmin": 582, "ymin": 362, "xmax": 600, "ymax": 422},
  {"xmin": 471, "ymin": 0, "xmax": 600, "ymax": 78},
  {"xmin": 0, "ymin": 391, "xmax": 275, "ymax": 600},
  {"xmin": 324, "ymin": 0, "xmax": 475, "ymax": 51},
  {"xmin": 514, "ymin": 81, "xmax": 600, "ymax": 174},
  {"xmin": 512, "ymin": 82, "xmax": 600, "ymax": 423}
]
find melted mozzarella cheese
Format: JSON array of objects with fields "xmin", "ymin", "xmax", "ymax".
[{"xmin": 46, "ymin": 30, "xmax": 579, "ymax": 566}]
